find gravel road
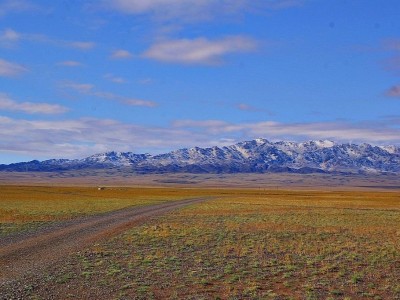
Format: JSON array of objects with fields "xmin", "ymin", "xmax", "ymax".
[{"xmin": 0, "ymin": 197, "xmax": 209, "ymax": 289}]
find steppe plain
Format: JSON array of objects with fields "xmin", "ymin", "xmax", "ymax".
[{"xmin": 0, "ymin": 171, "xmax": 399, "ymax": 299}]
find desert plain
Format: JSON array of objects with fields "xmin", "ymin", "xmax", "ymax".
[{"xmin": 0, "ymin": 172, "xmax": 399, "ymax": 299}]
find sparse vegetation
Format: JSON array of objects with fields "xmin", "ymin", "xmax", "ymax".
[
  {"xmin": 2, "ymin": 187, "xmax": 398, "ymax": 299},
  {"xmin": 0, "ymin": 185, "xmax": 213, "ymax": 236}
]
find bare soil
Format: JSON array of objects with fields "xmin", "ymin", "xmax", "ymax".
[
  {"xmin": 1, "ymin": 171, "xmax": 399, "ymax": 191},
  {"xmin": 0, "ymin": 197, "xmax": 209, "ymax": 294}
]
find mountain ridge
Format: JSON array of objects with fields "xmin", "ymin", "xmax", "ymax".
[{"xmin": 1, "ymin": 139, "xmax": 399, "ymax": 174}]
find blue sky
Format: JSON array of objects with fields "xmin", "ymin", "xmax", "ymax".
[{"xmin": 0, "ymin": 0, "xmax": 400, "ymax": 163}]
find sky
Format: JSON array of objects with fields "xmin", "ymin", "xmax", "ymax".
[{"xmin": 0, "ymin": 0, "xmax": 400, "ymax": 163}]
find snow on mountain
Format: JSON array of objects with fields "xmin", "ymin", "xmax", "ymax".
[
  {"xmin": 379, "ymin": 145, "xmax": 400, "ymax": 155},
  {"xmin": 0, "ymin": 139, "xmax": 399, "ymax": 174},
  {"xmin": 83, "ymin": 152, "xmax": 150, "ymax": 166}
]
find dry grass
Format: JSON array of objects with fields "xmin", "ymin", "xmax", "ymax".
[
  {"xmin": 17, "ymin": 188, "xmax": 400, "ymax": 299},
  {"xmin": 0, "ymin": 185, "xmax": 214, "ymax": 235},
  {"xmin": 1, "ymin": 171, "xmax": 400, "ymax": 191}
]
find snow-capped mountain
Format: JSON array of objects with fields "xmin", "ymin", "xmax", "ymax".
[{"xmin": 1, "ymin": 139, "xmax": 399, "ymax": 174}]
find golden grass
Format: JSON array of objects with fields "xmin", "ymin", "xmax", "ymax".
[
  {"xmin": 2, "ymin": 186, "xmax": 399, "ymax": 229},
  {"xmin": 0, "ymin": 185, "xmax": 220, "ymax": 224},
  {"xmin": 0, "ymin": 185, "xmax": 220, "ymax": 236},
  {"xmin": 19, "ymin": 187, "xmax": 398, "ymax": 299},
  {"xmin": 2, "ymin": 185, "xmax": 400, "ymax": 298}
]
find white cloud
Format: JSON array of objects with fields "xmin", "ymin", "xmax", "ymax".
[
  {"xmin": 237, "ymin": 103, "xmax": 264, "ymax": 112},
  {"xmin": 57, "ymin": 61, "xmax": 83, "ymax": 67},
  {"xmin": 104, "ymin": 0, "xmax": 303, "ymax": 21},
  {"xmin": 106, "ymin": 0, "xmax": 216, "ymax": 18},
  {"xmin": 104, "ymin": 73, "xmax": 126, "ymax": 83},
  {"xmin": 384, "ymin": 39, "xmax": 400, "ymax": 51},
  {"xmin": 0, "ymin": 28, "xmax": 95, "ymax": 51},
  {"xmin": 62, "ymin": 82, "xmax": 94, "ymax": 93},
  {"xmin": 1, "ymin": 28, "xmax": 20, "ymax": 40},
  {"xmin": 0, "ymin": 0, "xmax": 38, "ymax": 17},
  {"xmin": 0, "ymin": 94, "xmax": 69, "ymax": 114},
  {"xmin": 0, "ymin": 116, "xmax": 195, "ymax": 158},
  {"xmin": 0, "ymin": 28, "xmax": 20, "ymax": 47},
  {"xmin": 382, "ymin": 39, "xmax": 400, "ymax": 76},
  {"xmin": 386, "ymin": 85, "xmax": 400, "ymax": 97},
  {"xmin": 143, "ymin": 36, "xmax": 257, "ymax": 64},
  {"xmin": 110, "ymin": 49, "xmax": 133, "ymax": 59},
  {"xmin": 68, "ymin": 41, "xmax": 96, "ymax": 50},
  {"xmin": 0, "ymin": 116, "xmax": 399, "ymax": 160},
  {"xmin": 236, "ymin": 103, "xmax": 275, "ymax": 115},
  {"xmin": 124, "ymin": 99, "xmax": 157, "ymax": 107},
  {"xmin": 237, "ymin": 103, "xmax": 255, "ymax": 111},
  {"xmin": 62, "ymin": 81, "xmax": 157, "ymax": 107},
  {"xmin": 0, "ymin": 58, "xmax": 27, "ymax": 77},
  {"xmin": 172, "ymin": 119, "xmax": 400, "ymax": 145}
]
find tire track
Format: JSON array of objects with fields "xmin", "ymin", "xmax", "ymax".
[{"xmin": 0, "ymin": 197, "xmax": 210, "ymax": 284}]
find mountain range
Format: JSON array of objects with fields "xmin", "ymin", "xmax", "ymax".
[{"xmin": 1, "ymin": 139, "xmax": 399, "ymax": 174}]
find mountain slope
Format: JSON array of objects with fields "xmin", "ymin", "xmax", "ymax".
[{"xmin": 1, "ymin": 139, "xmax": 399, "ymax": 174}]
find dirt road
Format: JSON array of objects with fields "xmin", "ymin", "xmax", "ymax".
[{"xmin": 0, "ymin": 197, "xmax": 209, "ymax": 285}]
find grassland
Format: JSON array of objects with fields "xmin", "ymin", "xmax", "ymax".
[
  {"xmin": 0, "ymin": 186, "xmax": 214, "ymax": 236},
  {"xmin": 1, "ymin": 171, "xmax": 400, "ymax": 191},
  {"xmin": 4, "ymin": 187, "xmax": 398, "ymax": 299}
]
